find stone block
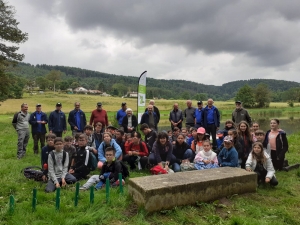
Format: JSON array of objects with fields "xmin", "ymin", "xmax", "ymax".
[{"xmin": 128, "ymin": 167, "xmax": 257, "ymax": 212}]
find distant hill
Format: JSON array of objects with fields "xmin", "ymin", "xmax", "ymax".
[{"xmin": 13, "ymin": 62, "xmax": 300, "ymax": 101}]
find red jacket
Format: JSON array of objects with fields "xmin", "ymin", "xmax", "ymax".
[
  {"xmin": 125, "ymin": 142, "xmax": 149, "ymax": 157},
  {"xmin": 89, "ymin": 109, "xmax": 108, "ymax": 127}
]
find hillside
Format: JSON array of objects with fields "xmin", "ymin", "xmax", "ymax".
[{"xmin": 13, "ymin": 62, "xmax": 300, "ymax": 100}]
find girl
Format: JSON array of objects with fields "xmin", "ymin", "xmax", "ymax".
[
  {"xmin": 223, "ymin": 120, "xmax": 235, "ymax": 137},
  {"xmin": 194, "ymin": 140, "xmax": 219, "ymax": 170},
  {"xmin": 149, "ymin": 132, "xmax": 177, "ymax": 171},
  {"xmin": 251, "ymin": 122, "xmax": 260, "ymax": 142},
  {"xmin": 97, "ymin": 132, "xmax": 122, "ymax": 169},
  {"xmin": 263, "ymin": 119, "xmax": 288, "ymax": 170},
  {"xmin": 237, "ymin": 121, "xmax": 253, "ymax": 169},
  {"xmin": 172, "ymin": 133, "xmax": 194, "ymax": 172},
  {"xmin": 246, "ymin": 142, "xmax": 278, "ymax": 186},
  {"xmin": 93, "ymin": 122, "xmax": 103, "ymax": 150},
  {"xmin": 123, "ymin": 132, "xmax": 149, "ymax": 170},
  {"xmin": 191, "ymin": 127, "xmax": 207, "ymax": 154},
  {"xmin": 124, "ymin": 133, "xmax": 132, "ymax": 154}
]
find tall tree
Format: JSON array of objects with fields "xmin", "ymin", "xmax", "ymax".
[
  {"xmin": 36, "ymin": 76, "xmax": 50, "ymax": 90},
  {"xmin": 0, "ymin": 1, "xmax": 28, "ymax": 102},
  {"xmin": 254, "ymin": 83, "xmax": 271, "ymax": 107},
  {"xmin": 46, "ymin": 70, "xmax": 62, "ymax": 92},
  {"xmin": 235, "ymin": 85, "xmax": 255, "ymax": 108}
]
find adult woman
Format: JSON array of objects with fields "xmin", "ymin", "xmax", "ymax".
[
  {"xmin": 121, "ymin": 108, "xmax": 138, "ymax": 133},
  {"xmin": 149, "ymin": 132, "xmax": 176, "ymax": 171},
  {"xmin": 123, "ymin": 132, "xmax": 149, "ymax": 170},
  {"xmin": 172, "ymin": 133, "xmax": 194, "ymax": 172},
  {"xmin": 237, "ymin": 121, "xmax": 253, "ymax": 169},
  {"xmin": 97, "ymin": 132, "xmax": 122, "ymax": 169},
  {"xmin": 263, "ymin": 119, "xmax": 288, "ymax": 170}
]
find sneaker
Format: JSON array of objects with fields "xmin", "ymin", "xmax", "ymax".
[{"xmin": 79, "ymin": 186, "xmax": 87, "ymax": 191}]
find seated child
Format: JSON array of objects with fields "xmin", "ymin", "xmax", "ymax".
[
  {"xmin": 194, "ymin": 140, "xmax": 219, "ymax": 170},
  {"xmin": 69, "ymin": 134, "xmax": 91, "ymax": 180},
  {"xmin": 167, "ymin": 130, "xmax": 173, "ymax": 143},
  {"xmin": 63, "ymin": 136, "xmax": 76, "ymax": 169},
  {"xmin": 45, "ymin": 137, "xmax": 76, "ymax": 192},
  {"xmin": 218, "ymin": 136, "xmax": 238, "ymax": 167},
  {"xmin": 171, "ymin": 127, "xmax": 180, "ymax": 145},
  {"xmin": 246, "ymin": 142, "xmax": 278, "ymax": 186},
  {"xmin": 191, "ymin": 127, "xmax": 206, "ymax": 154},
  {"xmin": 79, "ymin": 147, "xmax": 125, "ymax": 190},
  {"xmin": 84, "ymin": 125, "xmax": 97, "ymax": 155},
  {"xmin": 216, "ymin": 130, "xmax": 224, "ymax": 149},
  {"xmin": 93, "ymin": 122, "xmax": 103, "ymax": 149},
  {"xmin": 41, "ymin": 133, "xmax": 57, "ymax": 181},
  {"xmin": 255, "ymin": 130, "xmax": 270, "ymax": 156},
  {"xmin": 181, "ymin": 128, "xmax": 189, "ymax": 143}
]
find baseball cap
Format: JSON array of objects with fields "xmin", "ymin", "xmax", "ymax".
[
  {"xmin": 217, "ymin": 130, "xmax": 224, "ymax": 137},
  {"xmin": 56, "ymin": 102, "xmax": 62, "ymax": 107},
  {"xmin": 121, "ymin": 102, "xmax": 126, "ymax": 106},
  {"xmin": 197, "ymin": 127, "xmax": 206, "ymax": 134},
  {"xmin": 97, "ymin": 102, "xmax": 102, "ymax": 106},
  {"xmin": 224, "ymin": 136, "xmax": 233, "ymax": 142},
  {"xmin": 36, "ymin": 103, "xmax": 41, "ymax": 107}
]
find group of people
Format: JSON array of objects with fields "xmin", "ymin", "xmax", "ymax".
[{"xmin": 12, "ymin": 99, "xmax": 288, "ymax": 191}]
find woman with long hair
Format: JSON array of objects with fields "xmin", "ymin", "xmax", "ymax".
[{"xmin": 237, "ymin": 121, "xmax": 253, "ymax": 168}]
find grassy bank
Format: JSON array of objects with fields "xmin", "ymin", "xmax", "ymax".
[{"xmin": 1, "ymin": 115, "xmax": 300, "ymax": 224}]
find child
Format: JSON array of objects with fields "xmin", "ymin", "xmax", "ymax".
[
  {"xmin": 187, "ymin": 127, "xmax": 197, "ymax": 146},
  {"xmin": 84, "ymin": 125, "xmax": 97, "ymax": 155},
  {"xmin": 41, "ymin": 133, "xmax": 57, "ymax": 181},
  {"xmin": 115, "ymin": 129, "xmax": 125, "ymax": 155},
  {"xmin": 223, "ymin": 120, "xmax": 235, "ymax": 137},
  {"xmin": 255, "ymin": 130, "xmax": 270, "ymax": 156},
  {"xmin": 246, "ymin": 142, "xmax": 278, "ymax": 186},
  {"xmin": 63, "ymin": 136, "xmax": 76, "ymax": 169},
  {"xmin": 194, "ymin": 140, "xmax": 219, "ymax": 170},
  {"xmin": 237, "ymin": 121, "xmax": 253, "ymax": 169},
  {"xmin": 45, "ymin": 137, "xmax": 76, "ymax": 192},
  {"xmin": 167, "ymin": 130, "xmax": 173, "ymax": 143},
  {"xmin": 218, "ymin": 136, "xmax": 238, "ymax": 167},
  {"xmin": 216, "ymin": 130, "xmax": 224, "ymax": 149},
  {"xmin": 251, "ymin": 122, "xmax": 260, "ymax": 142},
  {"xmin": 181, "ymin": 128, "xmax": 189, "ymax": 143},
  {"xmin": 93, "ymin": 122, "xmax": 103, "ymax": 149},
  {"xmin": 69, "ymin": 134, "xmax": 91, "ymax": 180},
  {"xmin": 171, "ymin": 127, "xmax": 180, "ymax": 145},
  {"xmin": 191, "ymin": 127, "xmax": 206, "ymax": 154},
  {"xmin": 124, "ymin": 133, "xmax": 132, "ymax": 156},
  {"xmin": 80, "ymin": 147, "xmax": 125, "ymax": 190}
]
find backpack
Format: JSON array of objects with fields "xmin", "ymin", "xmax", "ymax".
[
  {"xmin": 150, "ymin": 165, "xmax": 168, "ymax": 175},
  {"xmin": 84, "ymin": 149, "xmax": 97, "ymax": 171},
  {"xmin": 50, "ymin": 150, "xmax": 67, "ymax": 166},
  {"xmin": 119, "ymin": 161, "xmax": 130, "ymax": 179},
  {"xmin": 22, "ymin": 166, "xmax": 44, "ymax": 181}
]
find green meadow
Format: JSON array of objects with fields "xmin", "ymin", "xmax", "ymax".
[{"xmin": 0, "ymin": 93, "xmax": 300, "ymax": 224}]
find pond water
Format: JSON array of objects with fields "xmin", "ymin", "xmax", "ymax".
[{"xmin": 158, "ymin": 116, "xmax": 300, "ymax": 135}]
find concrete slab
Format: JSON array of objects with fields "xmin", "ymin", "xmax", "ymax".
[{"xmin": 128, "ymin": 167, "xmax": 257, "ymax": 212}]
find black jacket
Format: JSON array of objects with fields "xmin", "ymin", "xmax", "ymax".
[
  {"xmin": 68, "ymin": 109, "xmax": 87, "ymax": 132},
  {"xmin": 121, "ymin": 115, "xmax": 138, "ymax": 133},
  {"xmin": 173, "ymin": 141, "xmax": 191, "ymax": 163},
  {"xmin": 100, "ymin": 160, "xmax": 122, "ymax": 183}
]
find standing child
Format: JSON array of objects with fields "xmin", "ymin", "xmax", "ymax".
[
  {"xmin": 246, "ymin": 142, "xmax": 278, "ymax": 186},
  {"xmin": 63, "ymin": 136, "xmax": 76, "ymax": 169},
  {"xmin": 194, "ymin": 140, "xmax": 219, "ymax": 170},
  {"xmin": 45, "ymin": 137, "xmax": 76, "ymax": 192}
]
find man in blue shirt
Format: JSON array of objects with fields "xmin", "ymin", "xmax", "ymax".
[
  {"xmin": 49, "ymin": 103, "xmax": 67, "ymax": 137},
  {"xmin": 202, "ymin": 98, "xmax": 220, "ymax": 150},
  {"xmin": 29, "ymin": 104, "xmax": 48, "ymax": 154},
  {"xmin": 68, "ymin": 102, "xmax": 87, "ymax": 136},
  {"xmin": 116, "ymin": 102, "xmax": 127, "ymax": 127},
  {"xmin": 194, "ymin": 101, "xmax": 203, "ymax": 128}
]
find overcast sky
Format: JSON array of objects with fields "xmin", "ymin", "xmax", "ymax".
[{"xmin": 8, "ymin": 0, "xmax": 300, "ymax": 85}]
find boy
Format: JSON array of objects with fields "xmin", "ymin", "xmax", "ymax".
[
  {"xmin": 115, "ymin": 129, "xmax": 125, "ymax": 155},
  {"xmin": 41, "ymin": 133, "xmax": 57, "ymax": 181},
  {"xmin": 218, "ymin": 136, "xmax": 238, "ymax": 167},
  {"xmin": 255, "ymin": 130, "xmax": 270, "ymax": 156},
  {"xmin": 80, "ymin": 147, "xmax": 125, "ymax": 190},
  {"xmin": 171, "ymin": 127, "xmax": 180, "ymax": 145},
  {"xmin": 140, "ymin": 123, "xmax": 157, "ymax": 152},
  {"xmin": 84, "ymin": 125, "xmax": 97, "ymax": 155},
  {"xmin": 181, "ymin": 128, "xmax": 189, "ymax": 143},
  {"xmin": 187, "ymin": 127, "xmax": 197, "ymax": 147},
  {"xmin": 216, "ymin": 130, "xmax": 224, "ymax": 149},
  {"xmin": 93, "ymin": 122, "xmax": 103, "ymax": 149},
  {"xmin": 45, "ymin": 137, "xmax": 76, "ymax": 192},
  {"xmin": 63, "ymin": 136, "xmax": 76, "ymax": 169},
  {"xmin": 69, "ymin": 134, "xmax": 91, "ymax": 180}
]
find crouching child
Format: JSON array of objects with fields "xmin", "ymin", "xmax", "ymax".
[{"xmin": 45, "ymin": 137, "xmax": 76, "ymax": 192}]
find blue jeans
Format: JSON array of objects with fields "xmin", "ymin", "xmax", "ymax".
[
  {"xmin": 172, "ymin": 149, "xmax": 194, "ymax": 172},
  {"xmin": 95, "ymin": 172, "xmax": 110, "ymax": 189}
]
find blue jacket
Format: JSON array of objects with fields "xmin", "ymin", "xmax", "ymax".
[
  {"xmin": 116, "ymin": 109, "xmax": 127, "ymax": 125},
  {"xmin": 194, "ymin": 108, "xmax": 203, "ymax": 125},
  {"xmin": 29, "ymin": 111, "xmax": 48, "ymax": 134},
  {"xmin": 98, "ymin": 139, "xmax": 122, "ymax": 163},
  {"xmin": 68, "ymin": 109, "xmax": 87, "ymax": 132},
  {"xmin": 48, "ymin": 110, "xmax": 67, "ymax": 133},
  {"xmin": 202, "ymin": 105, "xmax": 220, "ymax": 128},
  {"xmin": 140, "ymin": 111, "xmax": 158, "ymax": 130},
  {"xmin": 218, "ymin": 146, "xmax": 238, "ymax": 167}
]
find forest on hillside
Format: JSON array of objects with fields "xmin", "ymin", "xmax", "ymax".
[{"xmin": 10, "ymin": 62, "xmax": 300, "ymax": 102}]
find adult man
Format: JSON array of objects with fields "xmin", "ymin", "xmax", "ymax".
[
  {"xmin": 121, "ymin": 108, "xmax": 138, "ymax": 133},
  {"xmin": 140, "ymin": 123, "xmax": 157, "ymax": 152},
  {"xmin": 12, "ymin": 103, "xmax": 30, "ymax": 159},
  {"xmin": 194, "ymin": 101, "xmax": 204, "ymax": 128},
  {"xmin": 169, "ymin": 103, "xmax": 183, "ymax": 130},
  {"xmin": 29, "ymin": 104, "xmax": 48, "ymax": 154},
  {"xmin": 89, "ymin": 102, "xmax": 108, "ymax": 131},
  {"xmin": 140, "ymin": 105, "xmax": 158, "ymax": 130},
  {"xmin": 145, "ymin": 100, "xmax": 160, "ymax": 124},
  {"xmin": 232, "ymin": 101, "xmax": 252, "ymax": 126},
  {"xmin": 202, "ymin": 98, "xmax": 220, "ymax": 150},
  {"xmin": 68, "ymin": 102, "xmax": 87, "ymax": 136},
  {"xmin": 116, "ymin": 102, "xmax": 127, "ymax": 127},
  {"xmin": 184, "ymin": 100, "xmax": 196, "ymax": 129},
  {"xmin": 48, "ymin": 102, "xmax": 67, "ymax": 137}
]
